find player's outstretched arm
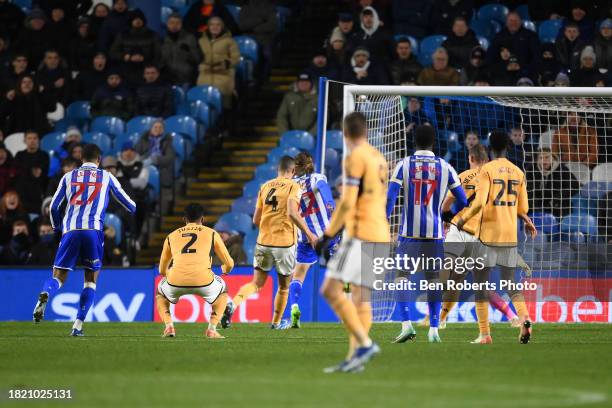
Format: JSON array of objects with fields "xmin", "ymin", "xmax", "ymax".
[
  {"xmin": 108, "ymin": 173, "xmax": 137, "ymax": 213},
  {"xmin": 159, "ymin": 237, "xmax": 172, "ymax": 277},
  {"xmin": 213, "ymin": 231, "xmax": 235, "ymax": 274}
]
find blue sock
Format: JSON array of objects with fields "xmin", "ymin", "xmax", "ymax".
[
  {"xmin": 397, "ymin": 301, "xmax": 411, "ymax": 322},
  {"xmin": 76, "ymin": 284, "xmax": 96, "ymax": 322},
  {"xmin": 289, "ymin": 280, "xmax": 302, "ymax": 307},
  {"xmin": 41, "ymin": 277, "xmax": 61, "ymax": 298},
  {"xmin": 428, "ymin": 301, "xmax": 441, "ymax": 328}
]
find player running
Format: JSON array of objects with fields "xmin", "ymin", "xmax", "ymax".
[
  {"xmin": 223, "ymin": 156, "xmax": 317, "ymax": 329},
  {"xmin": 156, "ymin": 203, "xmax": 234, "ymax": 339},
  {"xmin": 32, "ymin": 144, "xmax": 136, "ymax": 336},
  {"xmin": 289, "ymin": 151, "xmax": 336, "ymax": 328},
  {"xmin": 316, "ymin": 112, "xmax": 389, "ymax": 373},
  {"xmin": 456, "ymin": 130, "xmax": 537, "ymax": 344},
  {"xmin": 387, "ymin": 125, "xmax": 468, "ymax": 344}
]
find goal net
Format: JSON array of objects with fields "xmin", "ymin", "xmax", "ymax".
[{"xmin": 320, "ymin": 84, "xmax": 612, "ymax": 323}]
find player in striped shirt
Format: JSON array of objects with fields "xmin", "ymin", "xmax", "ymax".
[
  {"xmin": 289, "ymin": 152, "xmax": 336, "ymax": 328},
  {"xmin": 32, "ymin": 144, "xmax": 136, "ymax": 336},
  {"xmin": 386, "ymin": 125, "xmax": 468, "ymax": 343}
]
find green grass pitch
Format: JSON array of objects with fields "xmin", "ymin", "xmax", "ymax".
[{"xmin": 1, "ymin": 322, "xmax": 611, "ymax": 408}]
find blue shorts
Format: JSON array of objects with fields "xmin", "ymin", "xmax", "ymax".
[
  {"xmin": 296, "ymin": 239, "xmax": 337, "ymax": 265},
  {"xmin": 53, "ymin": 230, "xmax": 105, "ymax": 272},
  {"xmin": 397, "ymin": 237, "xmax": 444, "ymax": 273}
]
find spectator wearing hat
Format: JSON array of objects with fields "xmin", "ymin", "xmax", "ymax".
[
  {"xmin": 327, "ymin": 13, "xmax": 360, "ymax": 57},
  {"xmin": 14, "ymin": 9, "xmax": 53, "ymax": 69},
  {"xmin": 403, "ymin": 96, "xmax": 430, "ymax": 153},
  {"xmin": 326, "ymin": 27, "xmax": 348, "ymax": 67},
  {"xmin": 276, "ymin": 72, "xmax": 318, "ymax": 136},
  {"xmin": 493, "ymin": 54, "xmax": 523, "ymax": 86},
  {"xmin": 70, "ymin": 17, "xmax": 98, "ymax": 71},
  {"xmin": 26, "ymin": 218, "xmax": 58, "ymax": 266},
  {"xmin": 14, "ymin": 130, "xmax": 49, "ymax": 180},
  {"xmin": 304, "ymin": 49, "xmax": 339, "ymax": 82},
  {"xmin": 560, "ymin": 1, "xmax": 595, "ymax": 43},
  {"xmin": 98, "ymin": 0, "xmax": 130, "ymax": 51},
  {"xmin": 341, "ymin": 47, "xmax": 389, "ymax": 85},
  {"xmin": 36, "ymin": 49, "xmax": 72, "ymax": 107},
  {"xmin": 354, "ymin": 7, "xmax": 393, "ymax": 63},
  {"xmin": 134, "ymin": 120, "xmax": 176, "ymax": 188},
  {"xmin": 110, "ymin": 8, "xmax": 161, "ymax": 87},
  {"xmin": 417, "ymin": 47, "xmax": 459, "ymax": 86},
  {"xmin": 537, "ymin": 43, "xmax": 563, "ymax": 86},
  {"xmin": 212, "ymin": 229, "xmax": 246, "ymax": 266},
  {"xmin": 554, "ymin": 72, "xmax": 571, "ymax": 86},
  {"xmin": 136, "ymin": 64, "xmax": 174, "ymax": 118},
  {"xmin": 0, "ymin": 145, "xmax": 18, "ymax": 196},
  {"xmin": 441, "ymin": 16, "xmax": 479, "ymax": 70},
  {"xmin": 570, "ymin": 46, "xmax": 605, "ymax": 87},
  {"xmin": 161, "ymin": 13, "xmax": 202, "ymax": 87},
  {"xmin": 594, "ymin": 18, "xmax": 611, "ymax": 71},
  {"xmin": 552, "ymin": 111, "xmax": 598, "ymax": 167},
  {"xmin": 90, "ymin": 69, "xmax": 135, "ymax": 120},
  {"xmin": 555, "ymin": 22, "xmax": 586, "ymax": 71},
  {"xmin": 392, "ymin": 0, "xmax": 432, "ymax": 39},
  {"xmin": 73, "ymin": 52, "xmax": 108, "ymax": 100},
  {"xmin": 389, "ymin": 37, "xmax": 422, "ymax": 85},
  {"xmin": 0, "ymin": 75, "xmax": 52, "ymax": 136},
  {"xmin": 117, "ymin": 141, "xmax": 149, "ymax": 236},
  {"xmin": 430, "ymin": 0, "xmax": 474, "ymax": 36},
  {"xmin": 183, "ymin": 0, "xmax": 239, "ymax": 38},
  {"xmin": 1, "ymin": 54, "xmax": 31, "ymax": 96},
  {"xmin": 196, "ymin": 16, "xmax": 240, "ymax": 110},
  {"xmin": 460, "ymin": 46, "xmax": 487, "ymax": 85},
  {"xmin": 0, "ymin": 0, "xmax": 26, "ymax": 41}
]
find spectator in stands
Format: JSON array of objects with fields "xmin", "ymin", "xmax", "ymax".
[
  {"xmin": 507, "ymin": 127, "xmax": 528, "ymax": 169},
  {"xmin": 117, "ymin": 142, "xmax": 149, "ymax": 237},
  {"xmin": 430, "ymin": 0, "xmax": 474, "ymax": 35},
  {"xmin": 14, "ymin": 131, "xmax": 49, "ymax": 180},
  {"xmin": 136, "ymin": 65, "xmax": 174, "ymax": 118},
  {"xmin": 392, "ymin": 0, "xmax": 432, "ymax": 38},
  {"xmin": 35, "ymin": 0, "xmax": 92, "ymax": 24},
  {"xmin": 90, "ymin": 70, "xmax": 135, "ymax": 121},
  {"xmin": 1, "ymin": 219, "xmax": 32, "ymax": 264},
  {"xmin": 103, "ymin": 224, "xmax": 124, "ymax": 266},
  {"xmin": 1, "ymin": 54, "xmax": 30, "ymax": 95},
  {"xmin": 561, "ymin": 1, "xmax": 594, "ymax": 43},
  {"xmin": 554, "ymin": 72, "xmax": 571, "ymax": 86},
  {"xmin": 570, "ymin": 46, "xmax": 605, "ymax": 87},
  {"xmin": 238, "ymin": 0, "xmax": 277, "ymax": 49},
  {"xmin": 328, "ymin": 13, "xmax": 360, "ymax": 56},
  {"xmin": 527, "ymin": 148, "xmax": 580, "ymax": 218},
  {"xmin": 88, "ymin": 2, "xmax": 110, "ymax": 42},
  {"xmin": 184, "ymin": 0, "xmax": 239, "ymax": 38},
  {"xmin": 0, "ymin": 145, "xmax": 18, "ymax": 196},
  {"xmin": 276, "ymin": 72, "xmax": 318, "ymax": 136},
  {"xmin": 68, "ymin": 143, "xmax": 83, "ymax": 165},
  {"xmin": 537, "ymin": 43, "xmax": 563, "ymax": 86},
  {"xmin": 15, "ymin": 9, "xmax": 52, "ymax": 69},
  {"xmin": 389, "ymin": 37, "xmax": 422, "ymax": 85},
  {"xmin": 552, "ymin": 112, "xmax": 598, "ymax": 167},
  {"xmin": 454, "ymin": 130, "xmax": 479, "ymax": 172},
  {"xmin": 493, "ymin": 54, "xmax": 523, "ymax": 86},
  {"xmin": 213, "ymin": 229, "xmax": 246, "ymax": 265},
  {"xmin": 486, "ymin": 11, "xmax": 540, "ymax": 78},
  {"xmin": 26, "ymin": 218, "xmax": 57, "ymax": 265},
  {"xmin": 460, "ymin": 46, "xmax": 487, "ymax": 85},
  {"xmin": 47, "ymin": 5, "xmax": 72, "ymax": 58},
  {"xmin": 101, "ymin": 155, "xmax": 137, "ymax": 238},
  {"xmin": 135, "ymin": 120, "xmax": 176, "ymax": 187},
  {"xmin": 46, "ymin": 157, "xmax": 78, "ymax": 196},
  {"xmin": 354, "ymin": 7, "xmax": 393, "ymax": 63},
  {"xmin": 341, "ymin": 47, "xmax": 389, "ymax": 85},
  {"xmin": 73, "ymin": 52, "xmax": 108, "ymax": 101},
  {"xmin": 555, "ymin": 22, "xmax": 586, "ymax": 71},
  {"xmin": 352, "ymin": 0, "xmax": 390, "ymax": 26},
  {"xmin": 70, "ymin": 17, "xmax": 97, "ymax": 72},
  {"xmin": 36, "ymin": 49, "xmax": 71, "ymax": 107},
  {"xmin": 528, "ymin": 0, "xmax": 566, "ymax": 21},
  {"xmin": 593, "ymin": 19, "xmax": 611, "ymax": 71},
  {"xmin": 0, "ymin": 35, "xmax": 11, "ymax": 73},
  {"xmin": 305, "ymin": 49, "xmax": 339, "ymax": 82},
  {"xmin": 52, "ymin": 127, "xmax": 82, "ymax": 168},
  {"xmin": 404, "ymin": 96, "xmax": 429, "ymax": 152},
  {"xmin": 326, "ymin": 28, "xmax": 348, "ymax": 68},
  {"xmin": 110, "ymin": 9, "xmax": 161, "ymax": 87},
  {"xmin": 0, "ymin": 190, "xmax": 27, "ymax": 244},
  {"xmin": 441, "ymin": 16, "xmax": 479, "ymax": 70},
  {"xmin": 0, "ymin": 75, "xmax": 52, "ymax": 135},
  {"xmin": 417, "ymin": 47, "xmax": 459, "ymax": 86},
  {"xmin": 161, "ymin": 13, "xmax": 202, "ymax": 87},
  {"xmin": 98, "ymin": 0, "xmax": 129, "ymax": 51},
  {"xmin": 16, "ymin": 162, "xmax": 46, "ymax": 214},
  {"xmin": 197, "ymin": 16, "xmax": 240, "ymax": 110},
  {"xmin": 0, "ymin": 0, "xmax": 26, "ymax": 41}
]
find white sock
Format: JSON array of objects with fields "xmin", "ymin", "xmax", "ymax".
[
  {"xmin": 207, "ymin": 323, "xmax": 217, "ymax": 331},
  {"xmin": 362, "ymin": 337, "xmax": 373, "ymax": 348},
  {"xmin": 291, "ymin": 303, "xmax": 298, "ymax": 309},
  {"xmin": 429, "ymin": 327, "xmax": 439, "ymax": 336},
  {"xmin": 72, "ymin": 319, "xmax": 83, "ymax": 331},
  {"xmin": 402, "ymin": 320, "xmax": 413, "ymax": 331}
]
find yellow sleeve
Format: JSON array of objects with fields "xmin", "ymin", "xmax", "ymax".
[
  {"xmin": 288, "ymin": 182, "xmax": 301, "ymax": 203},
  {"xmin": 517, "ymin": 175, "xmax": 529, "ymax": 216},
  {"xmin": 255, "ymin": 186, "xmax": 264, "ymax": 210},
  {"xmin": 462, "ymin": 169, "xmax": 489, "ymax": 223},
  {"xmin": 159, "ymin": 237, "xmax": 172, "ymax": 276},
  {"xmin": 325, "ymin": 152, "xmax": 363, "ymax": 236},
  {"xmin": 213, "ymin": 231, "xmax": 234, "ymax": 274}
]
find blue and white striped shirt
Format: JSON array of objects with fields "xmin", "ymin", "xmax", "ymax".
[
  {"xmin": 50, "ymin": 162, "xmax": 136, "ymax": 233},
  {"xmin": 387, "ymin": 150, "xmax": 465, "ymax": 239},
  {"xmin": 294, "ymin": 172, "xmax": 335, "ymax": 243}
]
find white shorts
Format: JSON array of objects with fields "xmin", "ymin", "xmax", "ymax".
[
  {"xmin": 325, "ymin": 238, "xmax": 388, "ymax": 288},
  {"xmin": 475, "ymin": 245, "xmax": 519, "ymax": 268},
  {"xmin": 444, "ymin": 224, "xmax": 480, "ymax": 258},
  {"xmin": 157, "ymin": 276, "xmax": 226, "ymax": 304},
  {"xmin": 253, "ymin": 244, "xmax": 296, "ymax": 276}
]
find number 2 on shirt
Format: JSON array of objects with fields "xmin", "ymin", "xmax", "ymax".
[
  {"xmin": 411, "ymin": 179, "xmax": 438, "ymax": 206},
  {"xmin": 70, "ymin": 181, "xmax": 102, "ymax": 205}
]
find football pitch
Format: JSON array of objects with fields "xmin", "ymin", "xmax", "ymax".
[{"xmin": 1, "ymin": 323, "xmax": 611, "ymax": 408}]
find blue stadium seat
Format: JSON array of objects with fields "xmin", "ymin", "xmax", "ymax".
[
  {"xmin": 444, "ymin": 131, "xmax": 461, "ymax": 152},
  {"xmin": 267, "ymin": 146, "xmax": 300, "ymax": 163},
  {"xmin": 232, "ymin": 196, "xmax": 256, "ymax": 215},
  {"xmin": 235, "ymin": 57, "xmax": 253, "ymax": 85},
  {"xmin": 560, "ymin": 214, "xmax": 599, "ymax": 241},
  {"xmin": 12, "ymin": 0, "xmax": 31, "ymax": 9},
  {"xmin": 326, "ymin": 130, "xmax": 343, "ymax": 150},
  {"xmin": 418, "ymin": 35, "xmax": 447, "ymax": 66},
  {"xmin": 280, "ymin": 130, "xmax": 315, "ymax": 151},
  {"xmin": 276, "ymin": 6, "xmax": 291, "ymax": 33},
  {"xmin": 187, "ymin": 85, "xmax": 223, "ymax": 123},
  {"xmin": 161, "ymin": 0, "xmax": 186, "ymax": 10},
  {"xmin": 113, "ymin": 132, "xmax": 141, "ymax": 155},
  {"xmin": 255, "ymin": 163, "xmax": 277, "ymax": 181},
  {"xmin": 91, "ymin": 116, "xmax": 125, "ymax": 137},
  {"xmin": 234, "ymin": 36, "xmax": 259, "ymax": 63},
  {"xmin": 66, "ymin": 101, "xmax": 91, "ymax": 123},
  {"xmin": 225, "ymin": 5, "xmax": 241, "ymax": 24},
  {"xmin": 393, "ymin": 35, "xmax": 419, "ymax": 55},
  {"xmin": 181, "ymin": 100, "xmax": 210, "ymax": 130},
  {"xmin": 165, "ymin": 115, "xmax": 197, "ymax": 145},
  {"xmin": 161, "ymin": 6, "xmax": 173, "ymax": 23},
  {"xmin": 571, "ymin": 195, "xmax": 598, "ymax": 216},
  {"xmin": 470, "ymin": 19, "xmax": 497, "ymax": 39},
  {"xmin": 563, "ymin": 231, "xmax": 586, "ymax": 243},
  {"xmin": 477, "ymin": 4, "xmax": 508, "ymax": 24},
  {"xmin": 324, "ymin": 148, "xmax": 340, "ymax": 170},
  {"xmin": 579, "ymin": 181, "xmax": 612, "ymax": 199},
  {"xmin": 147, "ymin": 165, "xmax": 160, "ymax": 197},
  {"xmin": 538, "ymin": 19, "xmax": 562, "ymax": 43},
  {"xmin": 523, "ymin": 20, "xmax": 537, "ymax": 32},
  {"xmin": 83, "ymin": 132, "xmax": 112, "ymax": 154},
  {"xmin": 126, "ymin": 116, "xmax": 158, "ymax": 135},
  {"xmin": 104, "ymin": 213, "xmax": 122, "ymax": 245},
  {"xmin": 172, "ymin": 85, "xmax": 185, "ymax": 107},
  {"xmin": 243, "ymin": 180, "xmax": 261, "ymax": 198},
  {"xmin": 490, "ymin": 19, "xmax": 502, "ymax": 34},
  {"xmin": 477, "ymin": 36, "xmax": 489, "ymax": 50},
  {"xmin": 243, "ymin": 228, "xmax": 258, "ymax": 261},
  {"xmin": 515, "ymin": 4, "xmax": 530, "ymax": 21},
  {"xmin": 217, "ymin": 212, "xmax": 253, "ymax": 235},
  {"xmin": 41, "ymin": 131, "xmax": 66, "ymax": 153},
  {"xmin": 530, "ymin": 212, "xmax": 560, "ymax": 235},
  {"xmin": 171, "ymin": 133, "xmax": 186, "ymax": 176}
]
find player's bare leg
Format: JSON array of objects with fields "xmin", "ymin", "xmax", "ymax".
[
  {"xmin": 501, "ymin": 266, "xmax": 532, "ymax": 343},
  {"xmin": 156, "ymin": 294, "xmax": 175, "ymax": 337},
  {"xmin": 70, "ymin": 269, "xmax": 99, "ymax": 336},
  {"xmin": 472, "ymin": 267, "xmax": 493, "ymax": 344},
  {"xmin": 34, "ymin": 267, "xmax": 69, "ymax": 323},
  {"xmin": 206, "ymin": 292, "xmax": 228, "ymax": 339},
  {"xmin": 289, "ymin": 263, "xmax": 310, "ymax": 328},
  {"xmin": 271, "ymin": 274, "xmax": 291, "ymax": 329},
  {"xmin": 223, "ymin": 268, "xmax": 266, "ymax": 328}
]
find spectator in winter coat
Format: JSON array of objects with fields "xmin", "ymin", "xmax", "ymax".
[
  {"xmin": 0, "ymin": 75, "xmax": 52, "ymax": 135},
  {"xmin": 326, "ymin": 13, "xmax": 360, "ymax": 57},
  {"xmin": 73, "ymin": 52, "xmax": 108, "ymax": 101},
  {"xmin": 341, "ymin": 47, "xmax": 390, "ymax": 85},
  {"xmin": 276, "ymin": 73, "xmax": 318, "ymax": 136},
  {"xmin": 0, "ymin": 53, "xmax": 31, "ymax": 96},
  {"xmin": 392, "ymin": 0, "xmax": 432, "ymax": 38},
  {"xmin": 326, "ymin": 27, "xmax": 349, "ymax": 67},
  {"xmin": 441, "ymin": 17, "xmax": 479, "ymax": 70},
  {"xmin": 552, "ymin": 112, "xmax": 598, "ymax": 167},
  {"xmin": 389, "ymin": 37, "xmax": 422, "ymax": 85},
  {"xmin": 403, "ymin": 96, "xmax": 430, "ymax": 153},
  {"xmin": 46, "ymin": 5, "xmax": 73, "ymax": 58},
  {"xmin": 161, "ymin": 13, "xmax": 202, "ymax": 87},
  {"xmin": 570, "ymin": 46, "xmax": 605, "ymax": 87},
  {"xmin": 527, "ymin": 148, "xmax": 580, "ymax": 218},
  {"xmin": 36, "ymin": 49, "xmax": 71, "ymax": 107},
  {"xmin": 537, "ymin": 43, "xmax": 563, "ymax": 86},
  {"xmin": 90, "ymin": 70, "xmax": 135, "ymax": 120},
  {"xmin": 493, "ymin": 54, "xmax": 523, "ymax": 86},
  {"xmin": 70, "ymin": 17, "xmax": 97, "ymax": 71},
  {"xmin": 26, "ymin": 218, "xmax": 58, "ymax": 265},
  {"xmin": 134, "ymin": 120, "xmax": 176, "ymax": 187},
  {"xmin": 593, "ymin": 19, "xmax": 611, "ymax": 72},
  {"xmin": 506, "ymin": 127, "xmax": 529, "ymax": 169},
  {"xmin": 117, "ymin": 142, "xmax": 149, "ymax": 236},
  {"xmin": 197, "ymin": 16, "xmax": 240, "ymax": 109},
  {"xmin": 15, "ymin": 162, "xmax": 46, "ymax": 214},
  {"xmin": 460, "ymin": 46, "xmax": 487, "ymax": 85},
  {"xmin": 555, "ymin": 22, "xmax": 586, "ymax": 71},
  {"xmin": 183, "ymin": 0, "xmax": 239, "ymax": 38},
  {"xmin": 46, "ymin": 157, "xmax": 77, "ymax": 196},
  {"xmin": 0, "ymin": 190, "xmax": 27, "ymax": 245},
  {"xmin": 14, "ymin": 131, "xmax": 49, "ymax": 181},
  {"xmin": 0, "ymin": 145, "xmax": 18, "ymax": 196},
  {"xmin": 430, "ymin": 0, "xmax": 474, "ymax": 36},
  {"xmin": 559, "ymin": 1, "xmax": 595, "ymax": 43},
  {"xmin": 238, "ymin": 0, "xmax": 277, "ymax": 49},
  {"xmin": 14, "ymin": 9, "xmax": 52, "ymax": 68},
  {"xmin": 97, "ymin": 0, "xmax": 129, "ymax": 51},
  {"xmin": 453, "ymin": 130, "xmax": 480, "ymax": 173},
  {"xmin": 0, "ymin": 0, "xmax": 26, "ymax": 41},
  {"xmin": 417, "ymin": 47, "xmax": 459, "ymax": 86},
  {"xmin": 88, "ymin": 2, "xmax": 110, "ymax": 42},
  {"xmin": 304, "ymin": 49, "xmax": 340, "ymax": 82},
  {"xmin": 1, "ymin": 219, "xmax": 32, "ymax": 264},
  {"xmin": 136, "ymin": 65, "xmax": 174, "ymax": 118},
  {"xmin": 354, "ymin": 7, "xmax": 393, "ymax": 63}
]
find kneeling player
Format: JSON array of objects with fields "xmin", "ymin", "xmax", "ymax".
[{"xmin": 156, "ymin": 203, "xmax": 234, "ymax": 339}]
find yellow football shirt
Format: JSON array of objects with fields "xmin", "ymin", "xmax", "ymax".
[
  {"xmin": 256, "ymin": 177, "xmax": 301, "ymax": 247},
  {"xmin": 451, "ymin": 167, "xmax": 481, "ymax": 236}
]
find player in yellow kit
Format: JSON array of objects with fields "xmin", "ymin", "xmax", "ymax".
[
  {"xmin": 156, "ymin": 203, "xmax": 234, "ymax": 339},
  {"xmin": 316, "ymin": 112, "xmax": 390, "ymax": 373},
  {"xmin": 223, "ymin": 156, "xmax": 317, "ymax": 329},
  {"xmin": 457, "ymin": 131, "xmax": 537, "ymax": 344}
]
